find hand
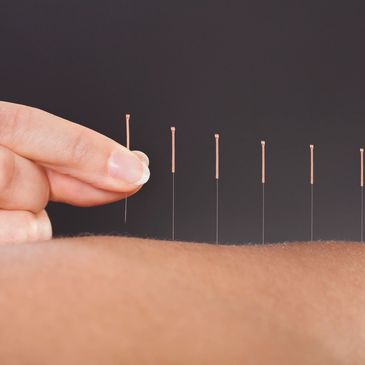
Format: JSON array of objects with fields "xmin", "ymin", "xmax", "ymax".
[{"xmin": 0, "ymin": 101, "xmax": 150, "ymax": 243}]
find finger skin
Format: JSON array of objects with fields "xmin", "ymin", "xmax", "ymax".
[
  {"xmin": 45, "ymin": 149, "xmax": 147, "ymax": 206},
  {"xmin": 0, "ymin": 210, "xmax": 51, "ymax": 244},
  {"xmin": 0, "ymin": 101, "xmax": 149, "ymax": 193},
  {"xmin": 0, "ymin": 146, "xmax": 49, "ymax": 213},
  {"xmin": 46, "ymin": 169, "xmax": 141, "ymax": 207},
  {"xmin": 0, "ymin": 144, "xmax": 141, "ymax": 211}
]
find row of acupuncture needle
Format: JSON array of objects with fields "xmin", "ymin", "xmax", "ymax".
[
  {"xmin": 167, "ymin": 128, "xmax": 364, "ymax": 243},
  {"xmin": 169, "ymin": 128, "xmax": 220, "ymax": 243},
  {"xmin": 121, "ymin": 116, "xmax": 364, "ymax": 244}
]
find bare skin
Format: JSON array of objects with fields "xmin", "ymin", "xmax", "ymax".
[
  {"xmin": 0, "ymin": 236, "xmax": 364, "ymax": 365},
  {"xmin": 0, "ymin": 101, "xmax": 150, "ymax": 242},
  {"xmin": 0, "ymin": 102, "xmax": 363, "ymax": 363}
]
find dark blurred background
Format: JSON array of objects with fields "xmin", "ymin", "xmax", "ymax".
[{"xmin": 1, "ymin": 0, "xmax": 365, "ymax": 243}]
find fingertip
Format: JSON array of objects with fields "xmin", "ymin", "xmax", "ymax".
[
  {"xmin": 108, "ymin": 148, "xmax": 150, "ymax": 187},
  {"xmin": 35, "ymin": 210, "xmax": 52, "ymax": 241},
  {"xmin": 134, "ymin": 162, "xmax": 150, "ymax": 186},
  {"xmin": 27, "ymin": 210, "xmax": 52, "ymax": 242},
  {"xmin": 132, "ymin": 150, "xmax": 149, "ymax": 167}
]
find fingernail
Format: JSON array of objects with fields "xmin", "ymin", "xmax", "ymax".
[
  {"xmin": 108, "ymin": 148, "xmax": 150, "ymax": 185},
  {"xmin": 132, "ymin": 150, "xmax": 149, "ymax": 166},
  {"xmin": 36, "ymin": 211, "xmax": 53, "ymax": 241}
]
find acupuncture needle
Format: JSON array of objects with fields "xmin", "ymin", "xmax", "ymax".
[
  {"xmin": 261, "ymin": 141, "xmax": 266, "ymax": 244},
  {"xmin": 215, "ymin": 134, "xmax": 220, "ymax": 244},
  {"xmin": 171, "ymin": 127, "xmax": 176, "ymax": 240},
  {"xmin": 310, "ymin": 144, "xmax": 314, "ymax": 241},
  {"xmin": 124, "ymin": 114, "xmax": 131, "ymax": 224},
  {"xmin": 360, "ymin": 148, "xmax": 364, "ymax": 242}
]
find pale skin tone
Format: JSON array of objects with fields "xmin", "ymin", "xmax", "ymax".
[
  {"xmin": 0, "ymin": 101, "xmax": 149, "ymax": 242},
  {"xmin": 0, "ymin": 102, "xmax": 364, "ymax": 364}
]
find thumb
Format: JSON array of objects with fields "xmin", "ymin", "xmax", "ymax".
[{"xmin": 0, "ymin": 101, "xmax": 150, "ymax": 193}]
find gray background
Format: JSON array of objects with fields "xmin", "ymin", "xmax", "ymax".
[{"xmin": 1, "ymin": 0, "xmax": 365, "ymax": 243}]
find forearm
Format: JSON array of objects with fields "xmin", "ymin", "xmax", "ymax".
[{"xmin": 0, "ymin": 237, "xmax": 364, "ymax": 364}]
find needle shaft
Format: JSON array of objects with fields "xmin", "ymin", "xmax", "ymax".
[
  {"xmin": 310, "ymin": 184, "xmax": 314, "ymax": 241},
  {"xmin": 124, "ymin": 198, "xmax": 128, "ymax": 224},
  {"xmin": 361, "ymin": 186, "xmax": 363, "ymax": 242},
  {"xmin": 172, "ymin": 173, "xmax": 175, "ymax": 240},
  {"xmin": 262, "ymin": 183, "xmax": 265, "ymax": 244},
  {"xmin": 360, "ymin": 148, "xmax": 364, "ymax": 242},
  {"xmin": 171, "ymin": 127, "xmax": 176, "ymax": 240},
  {"xmin": 216, "ymin": 179, "xmax": 219, "ymax": 244}
]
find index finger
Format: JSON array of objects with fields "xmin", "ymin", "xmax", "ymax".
[{"xmin": 0, "ymin": 101, "xmax": 150, "ymax": 193}]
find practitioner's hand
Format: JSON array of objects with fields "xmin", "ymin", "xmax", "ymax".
[{"xmin": 0, "ymin": 101, "xmax": 150, "ymax": 243}]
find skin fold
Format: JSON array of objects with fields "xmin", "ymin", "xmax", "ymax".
[{"xmin": 0, "ymin": 237, "xmax": 364, "ymax": 365}]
